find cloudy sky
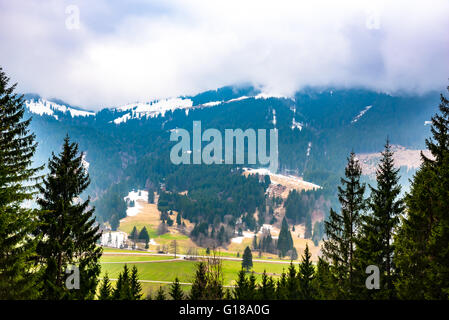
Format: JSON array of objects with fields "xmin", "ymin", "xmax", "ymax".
[{"xmin": 0, "ymin": 0, "xmax": 448, "ymax": 109}]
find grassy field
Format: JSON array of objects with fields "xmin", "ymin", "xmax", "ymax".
[
  {"xmin": 100, "ymin": 256, "xmax": 291, "ymax": 285},
  {"xmin": 100, "ymin": 255, "xmax": 176, "ymax": 262},
  {"xmin": 102, "ymin": 192, "xmax": 322, "ymax": 298}
]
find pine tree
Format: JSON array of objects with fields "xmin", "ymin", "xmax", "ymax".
[
  {"xmin": 190, "ymin": 261, "xmax": 208, "ymax": 300},
  {"xmin": 36, "ymin": 136, "xmax": 102, "ymax": 299},
  {"xmin": 290, "ymin": 247, "xmax": 298, "ymax": 260},
  {"xmin": 113, "ymin": 264, "xmax": 132, "ymax": 300},
  {"xmin": 155, "ymin": 286, "xmax": 166, "ymax": 300},
  {"xmin": 130, "ymin": 265, "xmax": 143, "ymax": 300},
  {"xmin": 176, "ymin": 212, "xmax": 182, "ymax": 225},
  {"xmin": 275, "ymin": 270, "xmax": 288, "ymax": 300},
  {"xmin": 395, "ymin": 87, "xmax": 449, "ymax": 299},
  {"xmin": 257, "ymin": 270, "xmax": 276, "ymax": 300},
  {"xmin": 312, "ymin": 257, "xmax": 335, "ymax": 300},
  {"xmin": 98, "ymin": 273, "xmax": 112, "ymax": 300},
  {"xmin": 233, "ymin": 269, "xmax": 250, "ymax": 300},
  {"xmin": 147, "ymin": 189, "xmax": 154, "ymax": 204},
  {"xmin": 247, "ymin": 272, "xmax": 257, "ymax": 300},
  {"xmin": 169, "ymin": 277, "xmax": 184, "ymax": 300},
  {"xmin": 277, "ymin": 217, "xmax": 294, "ymax": 258},
  {"xmin": 130, "ymin": 226, "xmax": 138, "ymax": 242},
  {"xmin": 139, "ymin": 226, "xmax": 150, "ymax": 246},
  {"xmin": 286, "ymin": 262, "xmax": 299, "ymax": 300},
  {"xmin": 298, "ymin": 244, "xmax": 316, "ymax": 300},
  {"xmin": 322, "ymin": 152, "xmax": 365, "ymax": 298},
  {"xmin": 355, "ymin": 140, "xmax": 403, "ymax": 299},
  {"xmin": 0, "ymin": 67, "xmax": 42, "ymax": 299},
  {"xmin": 304, "ymin": 214, "xmax": 312, "ymax": 239},
  {"xmin": 242, "ymin": 246, "xmax": 253, "ymax": 271}
]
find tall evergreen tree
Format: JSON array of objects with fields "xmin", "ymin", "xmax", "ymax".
[
  {"xmin": 355, "ymin": 140, "xmax": 403, "ymax": 299},
  {"xmin": 395, "ymin": 88, "xmax": 449, "ymax": 299},
  {"xmin": 277, "ymin": 217, "xmax": 293, "ymax": 258},
  {"xmin": 189, "ymin": 261, "xmax": 208, "ymax": 300},
  {"xmin": 257, "ymin": 270, "xmax": 276, "ymax": 300},
  {"xmin": 234, "ymin": 269, "xmax": 251, "ymax": 300},
  {"xmin": 147, "ymin": 189, "xmax": 154, "ymax": 204},
  {"xmin": 298, "ymin": 244, "xmax": 316, "ymax": 300},
  {"xmin": 312, "ymin": 257, "xmax": 335, "ymax": 300},
  {"xmin": 36, "ymin": 136, "xmax": 102, "ymax": 299},
  {"xmin": 322, "ymin": 152, "xmax": 365, "ymax": 298},
  {"xmin": 112, "ymin": 264, "xmax": 132, "ymax": 300},
  {"xmin": 0, "ymin": 67, "xmax": 42, "ymax": 299},
  {"xmin": 242, "ymin": 246, "xmax": 253, "ymax": 271},
  {"xmin": 130, "ymin": 226, "xmax": 138, "ymax": 242},
  {"xmin": 286, "ymin": 262, "xmax": 299, "ymax": 300},
  {"xmin": 138, "ymin": 226, "xmax": 150, "ymax": 245},
  {"xmin": 275, "ymin": 270, "xmax": 288, "ymax": 300},
  {"xmin": 98, "ymin": 273, "xmax": 112, "ymax": 300},
  {"xmin": 155, "ymin": 286, "xmax": 166, "ymax": 300},
  {"xmin": 130, "ymin": 265, "xmax": 143, "ymax": 300},
  {"xmin": 169, "ymin": 277, "xmax": 184, "ymax": 300}
]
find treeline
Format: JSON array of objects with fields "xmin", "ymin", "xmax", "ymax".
[
  {"xmin": 318, "ymin": 88, "xmax": 449, "ymax": 299},
  {"xmin": 0, "ymin": 68, "xmax": 101, "ymax": 299},
  {"xmin": 284, "ymin": 188, "xmax": 329, "ymax": 240},
  {"xmin": 157, "ymin": 165, "xmax": 268, "ymax": 246}
]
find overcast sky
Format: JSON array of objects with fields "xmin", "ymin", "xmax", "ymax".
[{"xmin": 0, "ymin": 0, "xmax": 448, "ymax": 109}]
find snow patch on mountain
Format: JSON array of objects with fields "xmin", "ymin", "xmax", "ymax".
[
  {"xmin": 113, "ymin": 113, "xmax": 132, "ymax": 124},
  {"xmin": 25, "ymin": 98, "xmax": 94, "ymax": 119},
  {"xmin": 255, "ymin": 92, "xmax": 291, "ymax": 100},
  {"xmin": 202, "ymin": 101, "xmax": 222, "ymax": 107},
  {"xmin": 124, "ymin": 190, "xmax": 148, "ymax": 217},
  {"xmin": 291, "ymin": 118, "xmax": 303, "ymax": 131},
  {"xmin": 351, "ymin": 105, "xmax": 372, "ymax": 124},
  {"xmin": 112, "ymin": 98, "xmax": 193, "ymax": 124}
]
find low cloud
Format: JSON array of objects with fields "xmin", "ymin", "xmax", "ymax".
[{"xmin": 0, "ymin": 0, "xmax": 448, "ymax": 109}]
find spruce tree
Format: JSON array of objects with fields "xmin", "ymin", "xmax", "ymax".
[
  {"xmin": 36, "ymin": 136, "xmax": 102, "ymax": 299},
  {"xmin": 257, "ymin": 270, "xmax": 276, "ymax": 300},
  {"xmin": 130, "ymin": 265, "xmax": 143, "ymax": 300},
  {"xmin": 130, "ymin": 226, "xmax": 138, "ymax": 242},
  {"xmin": 247, "ymin": 272, "xmax": 257, "ymax": 300},
  {"xmin": 322, "ymin": 152, "xmax": 365, "ymax": 298},
  {"xmin": 355, "ymin": 140, "xmax": 403, "ymax": 299},
  {"xmin": 190, "ymin": 261, "xmax": 208, "ymax": 300},
  {"xmin": 0, "ymin": 67, "xmax": 42, "ymax": 299},
  {"xmin": 147, "ymin": 189, "xmax": 154, "ymax": 204},
  {"xmin": 113, "ymin": 264, "xmax": 132, "ymax": 300},
  {"xmin": 395, "ymin": 87, "xmax": 449, "ymax": 299},
  {"xmin": 275, "ymin": 270, "xmax": 288, "ymax": 300},
  {"xmin": 277, "ymin": 217, "xmax": 293, "ymax": 258},
  {"xmin": 304, "ymin": 214, "xmax": 312, "ymax": 239},
  {"xmin": 155, "ymin": 286, "xmax": 166, "ymax": 300},
  {"xmin": 139, "ymin": 226, "xmax": 150, "ymax": 246},
  {"xmin": 169, "ymin": 277, "xmax": 184, "ymax": 300},
  {"xmin": 233, "ymin": 269, "xmax": 250, "ymax": 299},
  {"xmin": 242, "ymin": 246, "xmax": 253, "ymax": 271},
  {"xmin": 312, "ymin": 257, "xmax": 335, "ymax": 300},
  {"xmin": 98, "ymin": 273, "xmax": 112, "ymax": 300},
  {"xmin": 298, "ymin": 244, "xmax": 316, "ymax": 300},
  {"xmin": 286, "ymin": 262, "xmax": 299, "ymax": 300}
]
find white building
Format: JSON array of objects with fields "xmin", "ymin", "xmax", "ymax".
[{"xmin": 101, "ymin": 231, "xmax": 128, "ymax": 248}]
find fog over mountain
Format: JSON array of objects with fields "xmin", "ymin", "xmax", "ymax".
[{"xmin": 1, "ymin": 0, "xmax": 448, "ymax": 109}]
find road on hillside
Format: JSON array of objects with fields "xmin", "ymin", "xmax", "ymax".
[{"xmin": 102, "ymin": 251, "xmax": 296, "ymax": 264}]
